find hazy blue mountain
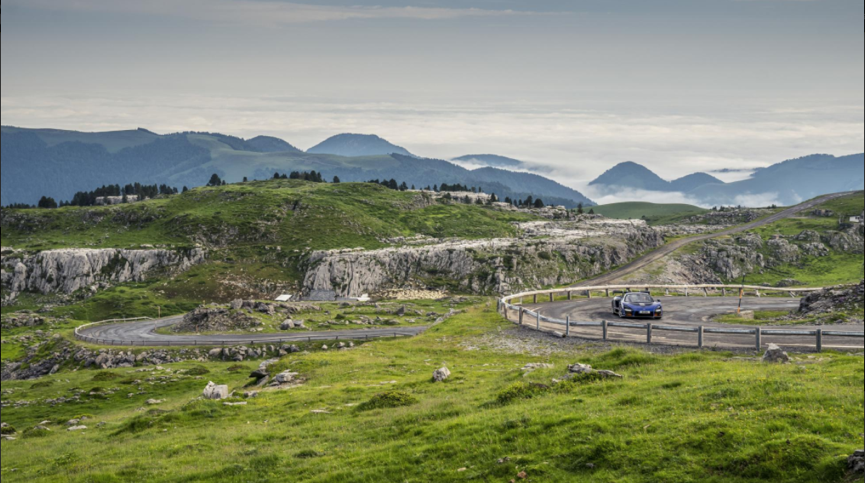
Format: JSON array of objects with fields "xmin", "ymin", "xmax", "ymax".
[
  {"xmin": 0, "ymin": 127, "xmax": 594, "ymax": 208},
  {"xmin": 589, "ymin": 161, "xmax": 672, "ymax": 192},
  {"xmin": 470, "ymin": 167, "xmax": 593, "ymax": 206},
  {"xmin": 246, "ymin": 136, "xmax": 302, "ymax": 153},
  {"xmin": 453, "ymin": 154, "xmax": 525, "ymax": 169},
  {"xmin": 670, "ymin": 173, "xmax": 724, "ymax": 192},
  {"xmin": 693, "ymin": 154, "xmax": 865, "ymax": 206},
  {"xmin": 307, "ymin": 134, "xmax": 413, "ymax": 157}
]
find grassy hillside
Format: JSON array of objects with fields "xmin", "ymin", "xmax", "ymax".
[
  {"xmin": 592, "ymin": 202, "xmax": 708, "ymax": 225},
  {"xmin": 1, "ymin": 305, "xmax": 861, "ymax": 482},
  {"xmin": 740, "ymin": 192, "xmax": 865, "ymax": 286},
  {"xmin": 1, "ymin": 181, "xmax": 539, "ymax": 312},
  {"xmin": 1, "ymin": 180, "xmax": 535, "ymax": 253}
]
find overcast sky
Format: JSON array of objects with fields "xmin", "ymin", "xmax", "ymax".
[{"xmin": 2, "ymin": 0, "xmax": 863, "ymax": 190}]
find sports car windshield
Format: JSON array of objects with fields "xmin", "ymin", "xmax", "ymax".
[{"xmin": 624, "ymin": 293, "xmax": 654, "ymax": 304}]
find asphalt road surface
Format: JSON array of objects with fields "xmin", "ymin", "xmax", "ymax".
[
  {"xmin": 574, "ymin": 191, "xmax": 861, "ymax": 287},
  {"xmin": 79, "ymin": 316, "xmax": 428, "ymax": 346},
  {"xmin": 520, "ymin": 297, "xmax": 864, "ymax": 351}
]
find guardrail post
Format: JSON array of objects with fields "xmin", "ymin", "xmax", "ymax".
[
  {"xmin": 519, "ymin": 308, "xmax": 524, "ymax": 326},
  {"xmin": 722, "ymin": 288, "xmax": 727, "ymax": 296},
  {"xmin": 647, "ymin": 323, "xmax": 653, "ymax": 344},
  {"xmin": 533, "ymin": 294, "xmax": 538, "ymax": 304},
  {"xmin": 566, "ymin": 316, "xmax": 570, "ymax": 338},
  {"xmin": 606, "ymin": 289, "xmax": 610, "ymax": 297},
  {"xmin": 698, "ymin": 326, "xmax": 704, "ymax": 349},
  {"xmin": 602, "ymin": 320, "xmax": 608, "ymax": 342},
  {"xmin": 568, "ymin": 291, "xmax": 572, "ymax": 301},
  {"xmin": 587, "ymin": 291, "xmax": 592, "ymax": 299},
  {"xmin": 703, "ymin": 288, "xmax": 709, "ymax": 297},
  {"xmin": 816, "ymin": 329, "xmax": 823, "ymax": 352},
  {"xmin": 549, "ymin": 293, "xmax": 554, "ymax": 303},
  {"xmin": 755, "ymin": 328, "xmax": 762, "ymax": 351},
  {"xmin": 685, "ymin": 288, "xmax": 689, "ymax": 297}
]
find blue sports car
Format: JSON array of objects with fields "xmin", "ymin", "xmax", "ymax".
[{"xmin": 612, "ymin": 292, "xmax": 663, "ymax": 319}]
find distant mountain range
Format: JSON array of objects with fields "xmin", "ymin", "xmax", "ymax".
[
  {"xmin": 589, "ymin": 156, "xmax": 864, "ymax": 206},
  {"xmin": 0, "ymin": 127, "xmax": 593, "ymax": 208},
  {"xmin": 307, "ymin": 134, "xmax": 413, "ymax": 157},
  {"xmin": 3, "ymin": 126, "xmax": 860, "ymax": 210}
]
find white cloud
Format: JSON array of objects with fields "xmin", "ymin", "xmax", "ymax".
[{"xmin": 13, "ymin": 0, "xmax": 547, "ymax": 25}]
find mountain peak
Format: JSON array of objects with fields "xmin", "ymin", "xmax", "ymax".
[
  {"xmin": 589, "ymin": 162, "xmax": 670, "ymax": 191},
  {"xmin": 246, "ymin": 135, "xmax": 302, "ymax": 154},
  {"xmin": 307, "ymin": 133, "xmax": 413, "ymax": 157}
]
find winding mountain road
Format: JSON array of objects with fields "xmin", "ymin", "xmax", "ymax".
[
  {"xmin": 78, "ymin": 316, "xmax": 428, "ymax": 347},
  {"xmin": 525, "ymin": 297, "xmax": 864, "ymax": 350},
  {"xmin": 574, "ymin": 191, "xmax": 860, "ymax": 287}
]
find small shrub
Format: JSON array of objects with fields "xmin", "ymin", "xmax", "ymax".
[
  {"xmin": 113, "ymin": 416, "xmax": 156, "ymax": 435},
  {"xmin": 358, "ymin": 391, "xmax": 419, "ymax": 411},
  {"xmin": 0, "ymin": 425, "xmax": 17, "ymax": 435},
  {"xmin": 296, "ymin": 450, "xmax": 326, "ymax": 459},
  {"xmin": 30, "ymin": 380, "xmax": 55, "ymax": 390},
  {"xmin": 497, "ymin": 382, "xmax": 550, "ymax": 404},
  {"xmin": 227, "ymin": 365, "xmax": 249, "ymax": 373},
  {"xmin": 556, "ymin": 372, "xmax": 607, "ymax": 390},
  {"xmin": 22, "ymin": 427, "xmax": 51, "ymax": 439},
  {"xmin": 538, "ymin": 252, "xmax": 553, "ymax": 261},
  {"xmin": 91, "ymin": 372, "xmax": 122, "ymax": 382},
  {"xmin": 187, "ymin": 366, "xmax": 211, "ymax": 376}
]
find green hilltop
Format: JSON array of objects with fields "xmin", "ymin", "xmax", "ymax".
[{"xmin": 591, "ymin": 202, "xmax": 708, "ymax": 225}]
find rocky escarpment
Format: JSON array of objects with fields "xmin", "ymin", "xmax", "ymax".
[
  {"xmin": 1, "ymin": 247, "xmax": 206, "ymax": 303},
  {"xmin": 303, "ymin": 219, "xmax": 665, "ymax": 296},
  {"xmin": 171, "ymin": 306, "xmax": 262, "ymax": 333},
  {"xmin": 693, "ymin": 225, "xmax": 863, "ymax": 281},
  {"xmin": 798, "ymin": 281, "xmax": 864, "ymax": 316}
]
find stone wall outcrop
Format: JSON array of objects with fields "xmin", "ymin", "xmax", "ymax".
[
  {"xmin": 1, "ymin": 248, "xmax": 206, "ymax": 303},
  {"xmin": 302, "ymin": 220, "xmax": 665, "ymax": 296}
]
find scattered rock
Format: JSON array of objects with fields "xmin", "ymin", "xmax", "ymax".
[
  {"xmin": 848, "ymin": 450, "xmax": 864, "ymax": 474},
  {"xmin": 563, "ymin": 363, "xmax": 623, "ymax": 380},
  {"xmin": 223, "ymin": 402, "xmax": 247, "ymax": 407},
  {"xmin": 202, "ymin": 381, "xmax": 229, "ymax": 400},
  {"xmin": 67, "ymin": 426, "xmax": 87, "ymax": 432},
  {"xmin": 146, "ymin": 399, "xmax": 164, "ymax": 405},
  {"xmin": 521, "ymin": 363, "xmax": 553, "ymax": 376},
  {"xmin": 432, "ymin": 367, "xmax": 451, "ymax": 383},
  {"xmin": 762, "ymin": 344, "xmax": 790, "ymax": 364}
]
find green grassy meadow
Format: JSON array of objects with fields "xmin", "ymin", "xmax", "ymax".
[
  {"xmin": 0, "ymin": 181, "xmax": 536, "ymax": 253},
  {"xmin": 2, "ymin": 304, "xmax": 862, "ymax": 483},
  {"xmin": 591, "ymin": 202, "xmax": 709, "ymax": 225}
]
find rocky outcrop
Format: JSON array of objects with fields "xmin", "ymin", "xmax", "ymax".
[
  {"xmin": 303, "ymin": 220, "xmax": 664, "ymax": 296},
  {"xmin": 171, "ymin": 306, "xmax": 261, "ymax": 333},
  {"xmin": 762, "ymin": 344, "xmax": 790, "ymax": 364},
  {"xmin": 686, "ymin": 209, "xmax": 773, "ymax": 226},
  {"xmin": 798, "ymin": 281, "xmax": 864, "ymax": 316},
  {"xmin": 1, "ymin": 248, "xmax": 206, "ymax": 302}
]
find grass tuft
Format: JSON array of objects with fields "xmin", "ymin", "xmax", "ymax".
[{"xmin": 358, "ymin": 391, "xmax": 419, "ymax": 411}]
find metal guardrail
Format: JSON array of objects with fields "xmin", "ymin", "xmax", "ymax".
[{"xmin": 498, "ymin": 284, "xmax": 864, "ymax": 352}]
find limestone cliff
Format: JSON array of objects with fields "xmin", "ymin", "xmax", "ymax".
[
  {"xmin": 302, "ymin": 219, "xmax": 665, "ymax": 296},
  {"xmin": 1, "ymin": 248, "xmax": 206, "ymax": 303}
]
